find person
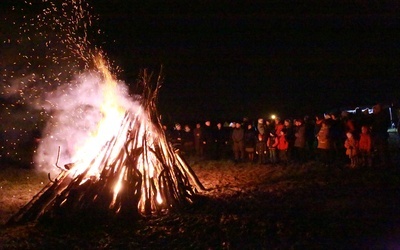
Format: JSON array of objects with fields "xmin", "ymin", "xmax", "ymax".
[
  {"xmin": 277, "ymin": 128, "xmax": 289, "ymax": 166},
  {"xmin": 202, "ymin": 120, "xmax": 214, "ymax": 160},
  {"xmin": 316, "ymin": 120, "xmax": 331, "ymax": 166},
  {"xmin": 170, "ymin": 123, "xmax": 183, "ymax": 152},
  {"xmin": 344, "ymin": 131, "xmax": 359, "ymax": 168},
  {"xmin": 314, "ymin": 114, "xmax": 324, "ymax": 137},
  {"xmin": 304, "ymin": 115, "xmax": 316, "ymax": 160},
  {"xmin": 244, "ymin": 124, "xmax": 257, "ymax": 163},
  {"xmin": 162, "ymin": 124, "xmax": 172, "ymax": 141},
  {"xmin": 329, "ymin": 112, "xmax": 346, "ymax": 164},
  {"xmin": 193, "ymin": 123, "xmax": 204, "ymax": 158},
  {"xmin": 255, "ymin": 133, "xmax": 267, "ymax": 164},
  {"xmin": 283, "ymin": 119, "xmax": 295, "ymax": 162},
  {"xmin": 359, "ymin": 125, "xmax": 372, "ymax": 167},
  {"xmin": 182, "ymin": 124, "xmax": 194, "ymax": 156},
  {"xmin": 274, "ymin": 117, "xmax": 284, "ymax": 136},
  {"xmin": 370, "ymin": 103, "xmax": 391, "ymax": 167},
  {"xmin": 213, "ymin": 122, "xmax": 228, "ymax": 160},
  {"xmin": 257, "ymin": 118, "xmax": 265, "ymax": 135},
  {"xmin": 267, "ymin": 132, "xmax": 279, "ymax": 164},
  {"xmin": 231, "ymin": 122, "xmax": 244, "ymax": 163},
  {"xmin": 265, "ymin": 119, "xmax": 274, "ymax": 136},
  {"xmin": 293, "ymin": 118, "xmax": 306, "ymax": 164}
]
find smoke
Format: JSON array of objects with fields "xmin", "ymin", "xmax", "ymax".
[
  {"xmin": 0, "ymin": 0, "xmax": 139, "ymax": 173},
  {"xmin": 33, "ymin": 71, "xmax": 139, "ymax": 174}
]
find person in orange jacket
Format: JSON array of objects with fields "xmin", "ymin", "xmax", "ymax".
[{"xmin": 277, "ymin": 128, "xmax": 289, "ymax": 165}]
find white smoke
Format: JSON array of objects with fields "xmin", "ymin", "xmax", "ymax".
[{"xmin": 33, "ymin": 71, "xmax": 140, "ymax": 174}]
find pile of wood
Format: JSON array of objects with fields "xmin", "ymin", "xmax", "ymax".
[{"xmin": 7, "ymin": 69, "xmax": 205, "ymax": 225}]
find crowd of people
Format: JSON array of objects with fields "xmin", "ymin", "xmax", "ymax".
[{"xmin": 164, "ymin": 103, "xmax": 394, "ymax": 168}]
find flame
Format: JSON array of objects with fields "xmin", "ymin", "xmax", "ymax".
[
  {"xmin": 156, "ymin": 192, "xmax": 163, "ymax": 204},
  {"xmin": 65, "ymin": 53, "xmax": 165, "ymax": 211},
  {"xmin": 110, "ymin": 165, "xmax": 126, "ymax": 208},
  {"xmin": 70, "ymin": 54, "xmax": 125, "ymax": 179}
]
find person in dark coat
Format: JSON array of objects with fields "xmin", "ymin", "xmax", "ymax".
[
  {"xmin": 231, "ymin": 122, "xmax": 244, "ymax": 163},
  {"xmin": 304, "ymin": 115, "xmax": 316, "ymax": 160},
  {"xmin": 213, "ymin": 122, "xmax": 228, "ymax": 160},
  {"xmin": 329, "ymin": 112, "xmax": 346, "ymax": 164},
  {"xmin": 182, "ymin": 124, "xmax": 194, "ymax": 156},
  {"xmin": 284, "ymin": 119, "xmax": 295, "ymax": 163},
  {"xmin": 293, "ymin": 118, "xmax": 306, "ymax": 163},
  {"xmin": 202, "ymin": 120, "xmax": 214, "ymax": 160},
  {"xmin": 170, "ymin": 123, "xmax": 183, "ymax": 152},
  {"xmin": 244, "ymin": 124, "xmax": 257, "ymax": 162},
  {"xmin": 193, "ymin": 123, "xmax": 204, "ymax": 158},
  {"xmin": 255, "ymin": 133, "xmax": 267, "ymax": 164},
  {"xmin": 370, "ymin": 103, "xmax": 391, "ymax": 167}
]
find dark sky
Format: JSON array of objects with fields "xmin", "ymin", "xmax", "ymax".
[{"xmin": 3, "ymin": 1, "xmax": 400, "ymax": 123}]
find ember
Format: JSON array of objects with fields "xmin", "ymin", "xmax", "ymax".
[{"xmin": 8, "ymin": 60, "xmax": 205, "ymax": 224}]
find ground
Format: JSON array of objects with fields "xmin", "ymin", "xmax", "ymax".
[{"xmin": 0, "ymin": 135, "xmax": 400, "ymax": 249}]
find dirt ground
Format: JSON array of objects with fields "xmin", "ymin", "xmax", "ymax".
[{"xmin": 1, "ymin": 136, "xmax": 400, "ymax": 249}]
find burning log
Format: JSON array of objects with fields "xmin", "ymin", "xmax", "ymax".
[{"xmin": 7, "ymin": 67, "xmax": 205, "ymax": 225}]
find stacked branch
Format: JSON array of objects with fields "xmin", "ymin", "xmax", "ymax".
[{"xmin": 7, "ymin": 68, "xmax": 205, "ymax": 225}]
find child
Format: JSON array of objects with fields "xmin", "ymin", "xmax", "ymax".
[
  {"xmin": 277, "ymin": 129, "xmax": 289, "ymax": 165},
  {"xmin": 255, "ymin": 133, "xmax": 267, "ymax": 164},
  {"xmin": 358, "ymin": 125, "xmax": 372, "ymax": 167},
  {"xmin": 267, "ymin": 132, "xmax": 278, "ymax": 164},
  {"xmin": 344, "ymin": 131, "xmax": 359, "ymax": 168}
]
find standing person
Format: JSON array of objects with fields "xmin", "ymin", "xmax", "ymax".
[
  {"xmin": 231, "ymin": 122, "xmax": 244, "ymax": 163},
  {"xmin": 257, "ymin": 118, "xmax": 265, "ymax": 135},
  {"xmin": 330, "ymin": 112, "xmax": 346, "ymax": 165},
  {"xmin": 170, "ymin": 123, "xmax": 183, "ymax": 152},
  {"xmin": 162, "ymin": 124, "xmax": 172, "ymax": 141},
  {"xmin": 277, "ymin": 129, "xmax": 289, "ymax": 166},
  {"xmin": 314, "ymin": 115, "xmax": 324, "ymax": 137},
  {"xmin": 244, "ymin": 124, "xmax": 257, "ymax": 163},
  {"xmin": 213, "ymin": 122, "xmax": 228, "ymax": 160},
  {"xmin": 182, "ymin": 124, "xmax": 194, "ymax": 156},
  {"xmin": 267, "ymin": 132, "xmax": 279, "ymax": 164},
  {"xmin": 293, "ymin": 118, "xmax": 306, "ymax": 164},
  {"xmin": 359, "ymin": 125, "xmax": 372, "ymax": 167},
  {"xmin": 274, "ymin": 117, "xmax": 284, "ymax": 136},
  {"xmin": 284, "ymin": 119, "xmax": 295, "ymax": 163},
  {"xmin": 202, "ymin": 120, "xmax": 214, "ymax": 160},
  {"xmin": 255, "ymin": 133, "xmax": 267, "ymax": 164},
  {"xmin": 317, "ymin": 120, "xmax": 331, "ymax": 166},
  {"xmin": 193, "ymin": 123, "xmax": 204, "ymax": 158},
  {"xmin": 264, "ymin": 119, "xmax": 274, "ymax": 161},
  {"xmin": 344, "ymin": 131, "xmax": 359, "ymax": 168},
  {"xmin": 370, "ymin": 103, "xmax": 391, "ymax": 167},
  {"xmin": 304, "ymin": 115, "xmax": 316, "ymax": 160}
]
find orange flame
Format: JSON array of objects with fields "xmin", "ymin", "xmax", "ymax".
[{"xmin": 70, "ymin": 55, "xmax": 126, "ymax": 179}]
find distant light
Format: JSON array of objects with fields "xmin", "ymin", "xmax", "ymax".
[{"xmin": 271, "ymin": 114, "xmax": 276, "ymax": 120}]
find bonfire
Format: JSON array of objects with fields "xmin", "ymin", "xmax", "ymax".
[{"xmin": 7, "ymin": 55, "xmax": 205, "ymax": 225}]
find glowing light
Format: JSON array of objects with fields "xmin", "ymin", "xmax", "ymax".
[
  {"xmin": 156, "ymin": 192, "xmax": 163, "ymax": 204},
  {"xmin": 2, "ymin": 0, "xmax": 204, "ymax": 220},
  {"xmin": 71, "ymin": 55, "xmax": 126, "ymax": 179}
]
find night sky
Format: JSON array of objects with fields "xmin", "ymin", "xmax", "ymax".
[{"xmin": 3, "ymin": 1, "xmax": 400, "ymax": 123}]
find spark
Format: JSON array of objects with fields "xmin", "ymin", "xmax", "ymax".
[{"xmin": 1, "ymin": 0, "xmax": 107, "ymax": 165}]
